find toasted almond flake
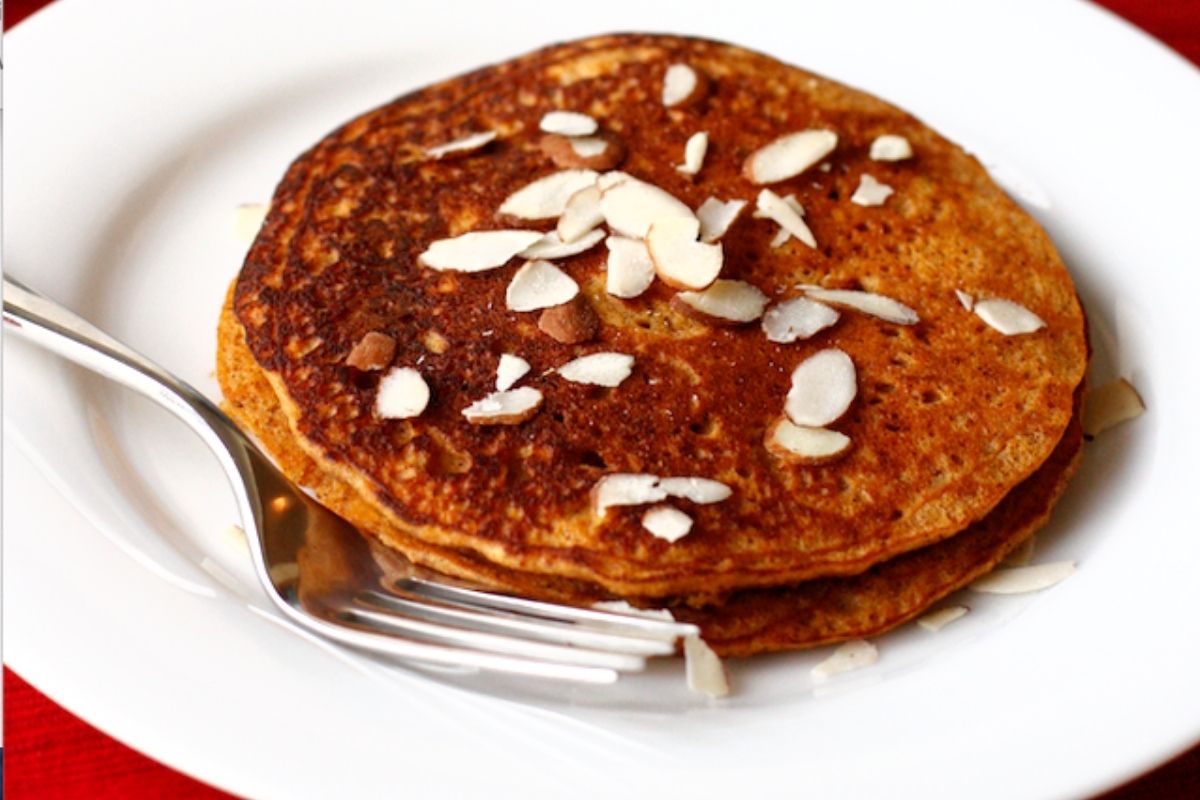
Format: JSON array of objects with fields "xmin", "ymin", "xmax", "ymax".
[
  {"xmin": 345, "ymin": 331, "xmax": 397, "ymax": 371},
  {"xmin": 766, "ymin": 417, "xmax": 852, "ymax": 464},
  {"xmin": 539, "ymin": 110, "xmax": 598, "ymax": 137},
  {"xmin": 955, "ymin": 289, "xmax": 975, "ymax": 310},
  {"xmin": 539, "ymin": 132, "xmax": 625, "ymax": 172},
  {"xmin": 495, "ymin": 354, "xmax": 531, "ymax": 391},
  {"xmin": 591, "ymin": 600, "xmax": 676, "ymax": 621},
  {"xmin": 696, "ymin": 198, "xmax": 747, "ymax": 243},
  {"xmin": 557, "ymin": 185, "xmax": 605, "ymax": 243},
  {"xmin": 769, "ymin": 228, "xmax": 791, "ymax": 248},
  {"xmin": 375, "ymin": 367, "xmax": 430, "ymax": 419},
  {"xmin": 786, "ymin": 348, "xmax": 857, "ymax": 428},
  {"xmin": 662, "ymin": 63, "xmax": 701, "ymax": 108},
  {"xmin": 557, "ymin": 352, "xmax": 635, "ymax": 387},
  {"xmin": 1003, "ymin": 537, "xmax": 1037, "ymax": 567},
  {"xmin": 801, "ymin": 287, "xmax": 919, "ymax": 325},
  {"xmin": 592, "ymin": 473, "xmax": 668, "ymax": 517},
  {"xmin": 677, "ymin": 132, "xmax": 709, "ymax": 176},
  {"xmin": 571, "ymin": 137, "xmax": 608, "ymax": 158},
  {"xmin": 762, "ymin": 297, "xmax": 840, "ymax": 343},
  {"xmin": 419, "ymin": 230, "xmax": 544, "ymax": 272},
  {"xmin": 596, "ymin": 170, "xmax": 634, "ymax": 191},
  {"xmin": 658, "ymin": 477, "xmax": 732, "ymax": 504},
  {"xmin": 812, "ymin": 640, "xmax": 878, "ymax": 680},
  {"xmin": 462, "ymin": 386, "xmax": 543, "ymax": 425},
  {"xmin": 505, "ymin": 260, "xmax": 579, "ymax": 312},
  {"xmin": 1082, "ymin": 378, "xmax": 1146, "ymax": 436},
  {"xmin": 600, "ymin": 176, "xmax": 697, "ymax": 239},
  {"xmin": 425, "ymin": 130, "xmax": 497, "ymax": 160},
  {"xmin": 756, "ymin": 188, "xmax": 817, "ymax": 248},
  {"xmin": 647, "ymin": 217, "xmax": 723, "ymax": 290},
  {"xmin": 674, "ymin": 279, "xmax": 767, "ymax": 324},
  {"xmin": 499, "ymin": 169, "xmax": 600, "ymax": 220},
  {"xmin": 917, "ymin": 606, "xmax": 968, "ymax": 632},
  {"xmin": 605, "ymin": 235, "xmax": 656, "ymax": 298},
  {"xmin": 684, "ymin": 635, "xmax": 730, "ymax": 697},
  {"xmin": 869, "ymin": 134, "xmax": 913, "ymax": 161},
  {"xmin": 850, "ymin": 174, "xmax": 895, "ymax": 207},
  {"xmin": 519, "ymin": 228, "xmax": 605, "ymax": 260},
  {"xmin": 642, "ymin": 504, "xmax": 693, "ymax": 542},
  {"xmin": 753, "ymin": 193, "xmax": 805, "ymax": 219},
  {"xmin": 233, "ymin": 203, "xmax": 268, "ymax": 243},
  {"xmin": 743, "ymin": 129, "xmax": 838, "ymax": 185},
  {"xmin": 970, "ymin": 561, "xmax": 1076, "ymax": 594},
  {"xmin": 973, "ymin": 297, "xmax": 1046, "ymax": 335},
  {"xmin": 538, "ymin": 295, "xmax": 599, "ymax": 344}
]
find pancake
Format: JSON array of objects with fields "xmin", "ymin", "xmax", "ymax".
[{"xmin": 222, "ymin": 33, "xmax": 1088, "ymax": 603}]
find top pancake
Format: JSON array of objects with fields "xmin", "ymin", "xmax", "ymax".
[{"xmin": 229, "ymin": 34, "xmax": 1088, "ymax": 600}]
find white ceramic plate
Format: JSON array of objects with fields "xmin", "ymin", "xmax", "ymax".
[{"xmin": 6, "ymin": 1, "xmax": 1199, "ymax": 797}]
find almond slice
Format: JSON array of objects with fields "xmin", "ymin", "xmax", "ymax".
[
  {"xmin": 596, "ymin": 170, "xmax": 634, "ymax": 192},
  {"xmin": 540, "ymin": 132, "xmax": 626, "ymax": 172},
  {"xmin": 505, "ymin": 260, "xmax": 580, "ymax": 312},
  {"xmin": 973, "ymin": 298, "xmax": 1046, "ymax": 335},
  {"xmin": 677, "ymin": 132, "xmax": 709, "ymax": 176},
  {"xmin": 590, "ymin": 600, "xmax": 676, "ymax": 621},
  {"xmin": 801, "ymin": 287, "xmax": 919, "ymax": 325},
  {"xmin": 917, "ymin": 606, "xmax": 968, "ymax": 632},
  {"xmin": 495, "ymin": 353, "xmax": 531, "ymax": 391},
  {"xmin": 684, "ymin": 635, "xmax": 730, "ymax": 698},
  {"xmin": 955, "ymin": 289, "xmax": 975, "ymax": 310},
  {"xmin": 696, "ymin": 198, "xmax": 747, "ymax": 243},
  {"xmin": 762, "ymin": 297, "xmax": 840, "ymax": 343},
  {"xmin": 605, "ymin": 235, "xmax": 657, "ymax": 299},
  {"xmin": 519, "ymin": 228, "xmax": 605, "ymax": 260},
  {"xmin": 753, "ymin": 193, "xmax": 805, "ymax": 219},
  {"xmin": 418, "ymin": 230, "xmax": 544, "ymax": 272},
  {"xmin": 743, "ymin": 130, "xmax": 838, "ymax": 185},
  {"xmin": 811, "ymin": 640, "xmax": 878, "ymax": 681},
  {"xmin": 498, "ymin": 169, "xmax": 600, "ymax": 220},
  {"xmin": 869, "ymin": 134, "xmax": 913, "ymax": 162},
  {"xmin": 345, "ymin": 331, "xmax": 396, "ymax": 371},
  {"xmin": 375, "ymin": 367, "xmax": 430, "ymax": 419},
  {"xmin": 233, "ymin": 202, "xmax": 268, "ymax": 244},
  {"xmin": 658, "ymin": 477, "xmax": 732, "ymax": 504},
  {"xmin": 674, "ymin": 279, "xmax": 767, "ymax": 324},
  {"xmin": 785, "ymin": 348, "xmax": 857, "ymax": 427},
  {"xmin": 662, "ymin": 63, "xmax": 707, "ymax": 108},
  {"xmin": 557, "ymin": 352, "xmax": 634, "ymax": 387},
  {"xmin": 592, "ymin": 473, "xmax": 668, "ymax": 517},
  {"xmin": 647, "ymin": 217, "xmax": 723, "ymax": 290},
  {"xmin": 600, "ymin": 177, "xmax": 696, "ymax": 239},
  {"xmin": 539, "ymin": 110, "xmax": 598, "ymax": 137},
  {"xmin": 1082, "ymin": 378, "xmax": 1146, "ymax": 436},
  {"xmin": 556, "ymin": 185, "xmax": 604, "ymax": 244},
  {"xmin": 538, "ymin": 295, "xmax": 599, "ymax": 344},
  {"xmin": 970, "ymin": 561, "xmax": 1076, "ymax": 594},
  {"xmin": 756, "ymin": 188, "xmax": 817, "ymax": 248},
  {"xmin": 642, "ymin": 504, "xmax": 693, "ymax": 542},
  {"xmin": 850, "ymin": 174, "xmax": 894, "ymax": 207},
  {"xmin": 462, "ymin": 387, "xmax": 543, "ymax": 425},
  {"xmin": 766, "ymin": 417, "xmax": 852, "ymax": 464},
  {"xmin": 425, "ymin": 131, "xmax": 497, "ymax": 160}
]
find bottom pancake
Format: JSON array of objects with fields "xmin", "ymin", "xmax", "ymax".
[{"xmin": 218, "ymin": 292, "xmax": 1082, "ymax": 657}]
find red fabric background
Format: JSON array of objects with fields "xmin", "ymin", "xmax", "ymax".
[{"xmin": 3, "ymin": 0, "xmax": 1197, "ymax": 797}]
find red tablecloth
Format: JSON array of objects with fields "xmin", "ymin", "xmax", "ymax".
[{"xmin": 4, "ymin": 1, "xmax": 1198, "ymax": 797}]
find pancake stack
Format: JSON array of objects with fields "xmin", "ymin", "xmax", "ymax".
[{"xmin": 217, "ymin": 34, "xmax": 1088, "ymax": 657}]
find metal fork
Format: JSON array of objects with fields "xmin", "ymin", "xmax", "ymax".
[{"xmin": 3, "ymin": 277, "xmax": 697, "ymax": 684}]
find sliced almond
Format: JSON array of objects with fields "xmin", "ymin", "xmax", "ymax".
[
  {"xmin": 674, "ymin": 279, "xmax": 767, "ymax": 324},
  {"xmin": 970, "ymin": 561, "xmax": 1076, "ymax": 594},
  {"xmin": 869, "ymin": 134, "xmax": 913, "ymax": 162},
  {"xmin": 505, "ymin": 260, "xmax": 579, "ymax": 312},
  {"xmin": 375, "ymin": 367, "xmax": 430, "ymax": 419},
  {"xmin": 756, "ymin": 188, "xmax": 817, "ymax": 248},
  {"xmin": 973, "ymin": 298, "xmax": 1046, "ymax": 335},
  {"xmin": 539, "ymin": 110, "xmax": 598, "ymax": 137},
  {"xmin": 955, "ymin": 289, "xmax": 975, "ymax": 310},
  {"xmin": 418, "ymin": 230, "xmax": 544, "ymax": 272},
  {"xmin": 425, "ymin": 130, "xmax": 497, "ymax": 160},
  {"xmin": 658, "ymin": 476, "xmax": 732, "ymax": 504},
  {"xmin": 345, "ymin": 331, "xmax": 396, "ymax": 371},
  {"xmin": 557, "ymin": 352, "xmax": 634, "ymax": 387},
  {"xmin": 811, "ymin": 640, "xmax": 878, "ymax": 681},
  {"xmin": 743, "ymin": 130, "xmax": 838, "ymax": 185},
  {"xmin": 462, "ymin": 386, "xmax": 543, "ymax": 425},
  {"xmin": 646, "ymin": 217, "xmax": 723, "ymax": 290},
  {"xmin": 596, "ymin": 170, "xmax": 634, "ymax": 192},
  {"xmin": 642, "ymin": 504, "xmax": 693, "ymax": 542},
  {"xmin": 696, "ymin": 198, "xmax": 747, "ymax": 243},
  {"xmin": 917, "ymin": 606, "xmax": 968, "ymax": 632},
  {"xmin": 495, "ymin": 354, "xmax": 531, "ymax": 391},
  {"xmin": 519, "ymin": 228, "xmax": 605, "ymax": 260},
  {"xmin": 753, "ymin": 193, "xmax": 805, "ymax": 219},
  {"xmin": 762, "ymin": 297, "xmax": 840, "ymax": 343},
  {"xmin": 600, "ymin": 177, "xmax": 696, "ymax": 239},
  {"xmin": 850, "ymin": 174, "xmax": 894, "ymax": 207},
  {"xmin": 539, "ymin": 132, "xmax": 626, "ymax": 171},
  {"xmin": 677, "ymin": 132, "xmax": 709, "ymax": 176},
  {"xmin": 233, "ymin": 202, "xmax": 268, "ymax": 244},
  {"xmin": 800, "ymin": 287, "xmax": 919, "ymax": 325},
  {"xmin": 592, "ymin": 473, "xmax": 668, "ymax": 517},
  {"xmin": 498, "ymin": 169, "xmax": 600, "ymax": 220},
  {"xmin": 557, "ymin": 185, "xmax": 605, "ymax": 243},
  {"xmin": 1082, "ymin": 378, "xmax": 1146, "ymax": 436},
  {"xmin": 684, "ymin": 635, "xmax": 730, "ymax": 698},
  {"xmin": 662, "ymin": 63, "xmax": 708, "ymax": 109},
  {"xmin": 538, "ymin": 295, "xmax": 599, "ymax": 344},
  {"xmin": 766, "ymin": 417, "xmax": 852, "ymax": 464},
  {"xmin": 605, "ymin": 235, "xmax": 657, "ymax": 298},
  {"xmin": 785, "ymin": 348, "xmax": 857, "ymax": 427},
  {"xmin": 590, "ymin": 600, "xmax": 676, "ymax": 621}
]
